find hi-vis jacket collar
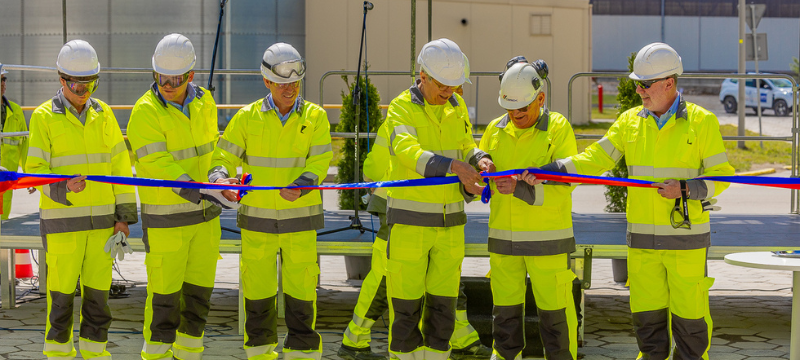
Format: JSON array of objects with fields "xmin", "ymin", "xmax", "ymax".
[
  {"xmin": 1, "ymin": 95, "xmax": 8, "ymax": 110},
  {"xmin": 409, "ymin": 79, "xmax": 459, "ymax": 107},
  {"xmin": 261, "ymin": 95, "xmax": 306, "ymax": 115},
  {"xmin": 636, "ymin": 94, "xmax": 688, "ymax": 121},
  {"xmin": 495, "ymin": 107, "xmax": 550, "ymax": 132},
  {"xmin": 149, "ymin": 82, "xmax": 205, "ymax": 108},
  {"xmin": 50, "ymin": 88, "xmax": 102, "ymax": 114}
]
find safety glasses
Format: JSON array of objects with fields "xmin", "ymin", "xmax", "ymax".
[
  {"xmin": 670, "ymin": 180, "xmax": 691, "ymax": 230},
  {"xmin": 262, "ymin": 59, "xmax": 305, "ymax": 79},
  {"xmin": 153, "ymin": 72, "xmax": 190, "ymax": 88},
  {"xmin": 429, "ymin": 77, "xmax": 456, "ymax": 92},
  {"xmin": 635, "ymin": 77, "xmax": 668, "ymax": 90},
  {"xmin": 62, "ymin": 76, "xmax": 99, "ymax": 96}
]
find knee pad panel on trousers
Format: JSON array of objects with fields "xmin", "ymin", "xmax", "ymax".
[
  {"xmin": 150, "ymin": 290, "xmax": 181, "ymax": 344},
  {"xmin": 79, "ymin": 286, "xmax": 112, "ymax": 342},
  {"xmin": 537, "ymin": 308, "xmax": 572, "ymax": 360},
  {"xmin": 632, "ymin": 308, "xmax": 670, "ymax": 360},
  {"xmin": 390, "ymin": 297, "xmax": 424, "ymax": 353},
  {"xmin": 47, "ymin": 290, "xmax": 75, "ymax": 344},
  {"xmin": 179, "ymin": 282, "xmax": 214, "ymax": 337},
  {"xmin": 364, "ymin": 276, "xmax": 389, "ymax": 320},
  {"xmin": 244, "ymin": 296, "xmax": 279, "ymax": 347},
  {"xmin": 422, "ymin": 293, "xmax": 457, "ymax": 351},
  {"xmin": 671, "ymin": 313, "xmax": 709, "ymax": 360},
  {"xmin": 492, "ymin": 304, "xmax": 525, "ymax": 360},
  {"xmin": 284, "ymin": 294, "xmax": 321, "ymax": 351}
]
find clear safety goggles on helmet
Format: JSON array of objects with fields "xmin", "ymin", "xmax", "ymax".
[
  {"xmin": 62, "ymin": 76, "xmax": 99, "ymax": 96},
  {"xmin": 669, "ymin": 180, "xmax": 691, "ymax": 230},
  {"xmin": 262, "ymin": 59, "xmax": 305, "ymax": 79},
  {"xmin": 153, "ymin": 72, "xmax": 190, "ymax": 88}
]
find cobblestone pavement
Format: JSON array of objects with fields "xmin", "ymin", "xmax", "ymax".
[{"xmin": 0, "ymin": 254, "xmax": 794, "ymax": 359}]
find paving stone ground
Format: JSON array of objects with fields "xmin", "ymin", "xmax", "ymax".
[{"xmin": 0, "ymin": 253, "xmax": 794, "ymax": 359}]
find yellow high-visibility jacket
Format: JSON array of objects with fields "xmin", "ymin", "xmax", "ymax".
[
  {"xmin": 128, "ymin": 83, "xmax": 221, "ymax": 229},
  {"xmin": 363, "ymin": 120, "xmax": 391, "ymax": 215},
  {"xmin": 26, "ymin": 91, "xmax": 137, "ymax": 237},
  {"xmin": 548, "ymin": 97, "xmax": 735, "ymax": 250},
  {"xmin": 209, "ymin": 97, "xmax": 332, "ymax": 233},
  {"xmin": 1, "ymin": 97, "xmax": 30, "ymax": 219},
  {"xmin": 385, "ymin": 81, "xmax": 489, "ymax": 227},
  {"xmin": 479, "ymin": 110, "xmax": 578, "ymax": 256}
]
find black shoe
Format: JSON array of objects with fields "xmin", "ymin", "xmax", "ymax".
[
  {"xmin": 337, "ymin": 344, "xmax": 387, "ymax": 360},
  {"xmin": 450, "ymin": 341, "xmax": 492, "ymax": 360}
]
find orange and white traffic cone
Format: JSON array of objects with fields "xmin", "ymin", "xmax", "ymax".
[{"xmin": 14, "ymin": 249, "xmax": 34, "ymax": 279}]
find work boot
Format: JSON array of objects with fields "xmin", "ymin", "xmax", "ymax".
[
  {"xmin": 337, "ymin": 344, "xmax": 387, "ymax": 360},
  {"xmin": 450, "ymin": 341, "xmax": 492, "ymax": 359}
]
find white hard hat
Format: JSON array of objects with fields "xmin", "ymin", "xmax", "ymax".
[
  {"xmin": 417, "ymin": 38, "xmax": 468, "ymax": 87},
  {"xmin": 56, "ymin": 40, "xmax": 100, "ymax": 77},
  {"xmin": 0, "ymin": 63, "xmax": 6, "ymax": 75},
  {"xmin": 152, "ymin": 33, "xmax": 196, "ymax": 75},
  {"xmin": 629, "ymin": 42, "xmax": 683, "ymax": 81},
  {"xmin": 498, "ymin": 58, "xmax": 549, "ymax": 110},
  {"xmin": 261, "ymin": 43, "xmax": 305, "ymax": 84}
]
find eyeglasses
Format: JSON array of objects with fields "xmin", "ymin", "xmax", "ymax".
[
  {"xmin": 429, "ymin": 77, "xmax": 456, "ymax": 92},
  {"xmin": 669, "ymin": 180, "xmax": 692, "ymax": 230},
  {"xmin": 154, "ymin": 72, "xmax": 190, "ymax": 88},
  {"xmin": 262, "ymin": 59, "xmax": 305, "ymax": 79},
  {"xmin": 635, "ymin": 77, "xmax": 669, "ymax": 90},
  {"xmin": 270, "ymin": 81, "xmax": 300, "ymax": 89},
  {"xmin": 507, "ymin": 103, "xmax": 532, "ymax": 113},
  {"xmin": 62, "ymin": 76, "xmax": 99, "ymax": 96}
]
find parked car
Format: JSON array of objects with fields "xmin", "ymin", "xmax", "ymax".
[{"xmin": 719, "ymin": 76, "xmax": 795, "ymax": 116}]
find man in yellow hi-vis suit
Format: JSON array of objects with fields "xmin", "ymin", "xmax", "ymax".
[
  {"xmin": 0, "ymin": 64, "xmax": 31, "ymax": 218},
  {"xmin": 26, "ymin": 40, "xmax": 137, "ymax": 360},
  {"xmin": 384, "ymin": 38, "xmax": 494, "ymax": 360},
  {"xmin": 480, "ymin": 57, "xmax": 578, "ymax": 360},
  {"xmin": 541, "ymin": 43, "xmax": 735, "ymax": 360},
  {"xmin": 128, "ymin": 33, "xmax": 235, "ymax": 360},
  {"xmin": 337, "ymin": 83, "xmax": 491, "ymax": 360},
  {"xmin": 208, "ymin": 43, "xmax": 332, "ymax": 360}
]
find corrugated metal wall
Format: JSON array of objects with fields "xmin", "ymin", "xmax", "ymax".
[
  {"xmin": 592, "ymin": 15, "xmax": 800, "ymax": 73},
  {"xmin": 0, "ymin": 0, "xmax": 305, "ymax": 128}
]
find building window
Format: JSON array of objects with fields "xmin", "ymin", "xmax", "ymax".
[{"xmin": 530, "ymin": 14, "xmax": 552, "ymax": 35}]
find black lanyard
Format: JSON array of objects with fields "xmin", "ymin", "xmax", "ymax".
[{"xmin": 670, "ymin": 180, "xmax": 691, "ymax": 230}]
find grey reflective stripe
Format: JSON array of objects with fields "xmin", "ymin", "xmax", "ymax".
[
  {"xmin": 350, "ymin": 313, "xmax": 376, "ymax": 329},
  {"xmin": 172, "ymin": 348, "xmax": 202, "ymax": 360},
  {"xmin": 344, "ymin": 327, "xmax": 371, "ymax": 345},
  {"xmin": 246, "ymin": 155, "xmax": 306, "ymax": 168},
  {"xmin": 115, "ymin": 192, "xmax": 137, "ymax": 205},
  {"xmin": 78, "ymin": 338, "xmax": 106, "ymax": 359},
  {"xmin": 110, "ymin": 141, "xmax": 127, "ymax": 158},
  {"xmin": 40, "ymin": 204, "xmax": 115, "ymax": 220},
  {"xmin": 390, "ymin": 350, "xmax": 426, "ymax": 360},
  {"xmin": 434, "ymin": 149, "xmax": 461, "ymax": 160},
  {"xmin": 176, "ymin": 174, "xmax": 194, "ymax": 182},
  {"xmin": 488, "ymin": 237, "xmax": 576, "ymax": 256},
  {"xmin": 627, "ymin": 166, "xmax": 700, "ymax": 179},
  {"xmin": 560, "ymin": 158, "xmax": 578, "ymax": 175},
  {"xmin": 308, "ymin": 143, "xmax": 333, "ymax": 157},
  {"xmin": 703, "ymin": 152, "xmax": 729, "ymax": 169},
  {"xmin": 465, "ymin": 147, "xmax": 481, "ymax": 163},
  {"xmin": 284, "ymin": 350, "xmax": 322, "ymax": 360},
  {"xmin": 388, "ymin": 197, "xmax": 464, "ymax": 214},
  {"xmin": 533, "ymin": 184, "xmax": 544, "ymax": 206},
  {"xmin": 1, "ymin": 138, "xmax": 20, "ymax": 145},
  {"xmin": 44, "ymin": 340, "xmax": 74, "ymax": 353},
  {"xmin": 245, "ymin": 345, "xmax": 278, "ymax": 359},
  {"xmin": 390, "ymin": 124, "xmax": 418, "ymax": 156},
  {"xmin": 28, "ymin": 146, "xmax": 51, "ymax": 163},
  {"xmin": 298, "ymin": 171, "xmax": 319, "ymax": 184},
  {"xmin": 704, "ymin": 180, "xmax": 715, "ymax": 200},
  {"xmin": 175, "ymin": 333, "xmax": 204, "ymax": 348},
  {"xmin": 450, "ymin": 324, "xmax": 475, "ymax": 342},
  {"xmin": 238, "ymin": 212, "xmax": 324, "ymax": 233},
  {"xmin": 136, "ymin": 142, "xmax": 167, "ymax": 159},
  {"xmin": 170, "ymin": 140, "xmax": 216, "ymax": 161},
  {"xmin": 488, "ymin": 227, "xmax": 574, "ymax": 241},
  {"xmin": 416, "ymin": 151, "xmax": 436, "ymax": 175},
  {"xmin": 142, "ymin": 343, "xmax": 173, "ymax": 356},
  {"xmin": 51, "ymin": 153, "xmax": 111, "ymax": 168},
  {"xmin": 423, "ymin": 348, "xmax": 451, "ymax": 360},
  {"xmin": 240, "ymin": 204, "xmax": 323, "ymax": 220},
  {"xmin": 217, "ymin": 138, "xmax": 245, "ymax": 158},
  {"xmin": 597, "ymin": 137, "xmax": 622, "ymax": 162},
  {"xmin": 374, "ymin": 135, "xmax": 388, "ymax": 148},
  {"xmin": 142, "ymin": 202, "xmax": 208, "ymax": 215},
  {"xmin": 628, "ymin": 222, "xmax": 710, "ymax": 236}
]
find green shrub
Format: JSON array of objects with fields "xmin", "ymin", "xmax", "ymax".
[
  {"xmin": 604, "ymin": 52, "xmax": 642, "ymax": 213},
  {"xmin": 335, "ymin": 74, "xmax": 383, "ymax": 210}
]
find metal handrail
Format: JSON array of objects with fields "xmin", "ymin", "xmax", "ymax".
[{"xmin": 568, "ymin": 71, "xmax": 799, "ymax": 213}]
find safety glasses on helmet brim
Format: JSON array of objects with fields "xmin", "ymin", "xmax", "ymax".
[
  {"xmin": 262, "ymin": 59, "xmax": 306, "ymax": 79},
  {"xmin": 63, "ymin": 76, "xmax": 99, "ymax": 96},
  {"xmin": 153, "ymin": 72, "xmax": 190, "ymax": 88}
]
